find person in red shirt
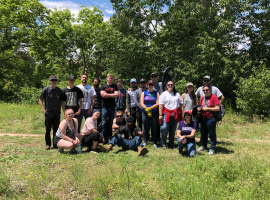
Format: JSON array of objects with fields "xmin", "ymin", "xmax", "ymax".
[{"xmin": 197, "ymin": 85, "xmax": 220, "ymax": 155}]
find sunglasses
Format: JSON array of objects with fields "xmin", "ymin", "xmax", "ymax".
[
  {"xmin": 151, "ymin": 76, "xmax": 157, "ymax": 78},
  {"xmin": 148, "ymin": 84, "xmax": 154, "ymax": 86},
  {"xmin": 167, "ymin": 84, "xmax": 174, "ymax": 86},
  {"xmin": 51, "ymin": 79, "xmax": 57, "ymax": 82},
  {"xmin": 116, "ymin": 115, "xmax": 123, "ymax": 118},
  {"xmin": 203, "ymin": 89, "xmax": 209, "ymax": 92},
  {"xmin": 203, "ymin": 80, "xmax": 210, "ymax": 82},
  {"xmin": 67, "ymin": 113, "xmax": 74, "ymax": 115},
  {"xmin": 68, "ymin": 79, "xmax": 75, "ymax": 82},
  {"xmin": 140, "ymin": 82, "xmax": 146, "ymax": 84}
]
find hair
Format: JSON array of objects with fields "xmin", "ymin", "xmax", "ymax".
[
  {"xmin": 81, "ymin": 73, "xmax": 88, "ymax": 78},
  {"xmin": 107, "ymin": 74, "xmax": 114, "ymax": 78},
  {"xmin": 185, "ymin": 83, "xmax": 196, "ymax": 106},
  {"xmin": 203, "ymin": 85, "xmax": 211, "ymax": 90},
  {"xmin": 92, "ymin": 78, "xmax": 100, "ymax": 83},
  {"xmin": 64, "ymin": 109, "xmax": 74, "ymax": 120},
  {"xmin": 184, "ymin": 112, "xmax": 192, "ymax": 122},
  {"xmin": 117, "ymin": 79, "xmax": 124, "ymax": 84},
  {"xmin": 167, "ymin": 81, "xmax": 178, "ymax": 96},
  {"xmin": 116, "ymin": 110, "xmax": 123, "ymax": 114}
]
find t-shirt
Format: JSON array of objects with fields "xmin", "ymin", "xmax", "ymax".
[
  {"xmin": 159, "ymin": 91, "xmax": 183, "ymax": 110},
  {"xmin": 115, "ymin": 88, "xmax": 127, "ymax": 110},
  {"xmin": 195, "ymin": 86, "xmax": 223, "ymax": 99},
  {"xmin": 143, "ymin": 90, "xmax": 158, "ymax": 113},
  {"xmin": 134, "ymin": 88, "xmax": 147, "ymax": 109},
  {"xmin": 100, "ymin": 84, "xmax": 118, "ymax": 108},
  {"xmin": 200, "ymin": 94, "xmax": 220, "ymax": 118},
  {"xmin": 119, "ymin": 124, "xmax": 141, "ymax": 139},
  {"xmin": 178, "ymin": 121, "xmax": 197, "ymax": 143},
  {"xmin": 93, "ymin": 88, "xmax": 102, "ymax": 109},
  {"xmin": 82, "ymin": 117, "xmax": 97, "ymax": 134},
  {"xmin": 39, "ymin": 86, "xmax": 63, "ymax": 117},
  {"xmin": 62, "ymin": 86, "xmax": 84, "ymax": 113},
  {"xmin": 77, "ymin": 84, "xmax": 96, "ymax": 110}
]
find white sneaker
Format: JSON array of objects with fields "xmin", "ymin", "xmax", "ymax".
[
  {"xmin": 208, "ymin": 149, "xmax": 215, "ymax": 156},
  {"xmin": 154, "ymin": 144, "xmax": 158, "ymax": 149},
  {"xmin": 143, "ymin": 143, "xmax": 147, "ymax": 147},
  {"xmin": 197, "ymin": 146, "xmax": 206, "ymax": 152},
  {"xmin": 163, "ymin": 145, "xmax": 167, "ymax": 150}
]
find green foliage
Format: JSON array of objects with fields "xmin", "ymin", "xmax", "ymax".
[{"xmin": 236, "ymin": 68, "xmax": 270, "ymax": 116}]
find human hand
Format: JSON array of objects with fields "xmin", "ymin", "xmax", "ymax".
[
  {"xmin": 86, "ymin": 108, "xmax": 92, "ymax": 114},
  {"xmin": 197, "ymin": 107, "xmax": 202, "ymax": 111},
  {"xmin": 159, "ymin": 115, "xmax": 163, "ymax": 121},
  {"xmin": 75, "ymin": 110, "xmax": 81, "ymax": 116},
  {"xmin": 202, "ymin": 107, "xmax": 208, "ymax": 111},
  {"xmin": 101, "ymin": 92, "xmax": 108, "ymax": 98},
  {"xmin": 74, "ymin": 137, "xmax": 80, "ymax": 145},
  {"xmin": 180, "ymin": 137, "xmax": 187, "ymax": 144},
  {"xmin": 127, "ymin": 112, "xmax": 130, "ymax": 116}
]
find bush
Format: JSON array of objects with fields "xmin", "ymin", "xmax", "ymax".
[{"xmin": 236, "ymin": 68, "xmax": 270, "ymax": 116}]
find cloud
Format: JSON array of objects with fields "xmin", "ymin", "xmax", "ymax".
[
  {"xmin": 103, "ymin": 16, "xmax": 110, "ymax": 22},
  {"xmin": 94, "ymin": 2, "xmax": 109, "ymax": 8},
  {"xmin": 105, "ymin": 9, "xmax": 115, "ymax": 14}
]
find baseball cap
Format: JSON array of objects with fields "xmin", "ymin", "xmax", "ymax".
[
  {"xmin": 203, "ymin": 75, "xmax": 211, "ymax": 80},
  {"xmin": 140, "ymin": 79, "xmax": 146, "ymax": 83},
  {"xmin": 127, "ymin": 116, "xmax": 134, "ymax": 122},
  {"xmin": 49, "ymin": 75, "xmax": 57, "ymax": 80},
  {"xmin": 68, "ymin": 75, "xmax": 76, "ymax": 80},
  {"xmin": 184, "ymin": 110, "xmax": 192, "ymax": 115},
  {"xmin": 150, "ymin": 72, "xmax": 157, "ymax": 77},
  {"xmin": 186, "ymin": 82, "xmax": 193, "ymax": 87},
  {"xmin": 147, "ymin": 80, "xmax": 154, "ymax": 85},
  {"xmin": 130, "ymin": 78, "xmax": 137, "ymax": 83}
]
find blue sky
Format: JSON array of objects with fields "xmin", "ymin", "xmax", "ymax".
[{"xmin": 40, "ymin": 0, "xmax": 115, "ymax": 21}]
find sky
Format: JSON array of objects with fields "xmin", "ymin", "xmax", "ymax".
[{"xmin": 40, "ymin": 0, "xmax": 115, "ymax": 21}]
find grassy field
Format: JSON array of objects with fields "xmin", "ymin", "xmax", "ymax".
[{"xmin": 0, "ymin": 103, "xmax": 270, "ymax": 199}]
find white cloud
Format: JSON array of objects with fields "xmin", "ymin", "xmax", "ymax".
[
  {"xmin": 94, "ymin": 2, "xmax": 109, "ymax": 8},
  {"xmin": 105, "ymin": 9, "xmax": 115, "ymax": 14},
  {"xmin": 103, "ymin": 16, "xmax": 110, "ymax": 22}
]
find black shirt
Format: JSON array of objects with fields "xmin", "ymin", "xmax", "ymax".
[
  {"xmin": 62, "ymin": 86, "xmax": 84, "ymax": 113},
  {"xmin": 93, "ymin": 88, "xmax": 102, "ymax": 109},
  {"xmin": 40, "ymin": 86, "xmax": 63, "ymax": 117},
  {"xmin": 119, "ymin": 124, "xmax": 141, "ymax": 139},
  {"xmin": 100, "ymin": 84, "xmax": 118, "ymax": 108}
]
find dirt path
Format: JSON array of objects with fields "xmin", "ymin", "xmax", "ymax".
[{"xmin": 0, "ymin": 133, "xmax": 43, "ymax": 137}]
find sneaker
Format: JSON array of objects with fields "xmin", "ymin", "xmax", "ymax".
[
  {"xmin": 69, "ymin": 148, "xmax": 78, "ymax": 154},
  {"xmin": 45, "ymin": 145, "xmax": 50, "ymax": 150},
  {"xmin": 197, "ymin": 146, "xmax": 206, "ymax": 152},
  {"xmin": 208, "ymin": 149, "xmax": 215, "ymax": 156},
  {"xmin": 138, "ymin": 146, "xmax": 149, "ymax": 156},
  {"xmin": 154, "ymin": 144, "xmax": 158, "ymax": 149},
  {"xmin": 90, "ymin": 148, "xmax": 100, "ymax": 154},
  {"xmin": 143, "ymin": 143, "xmax": 147, "ymax": 147},
  {"xmin": 58, "ymin": 147, "xmax": 64, "ymax": 154},
  {"xmin": 178, "ymin": 149, "xmax": 183, "ymax": 155},
  {"xmin": 163, "ymin": 145, "xmax": 167, "ymax": 150}
]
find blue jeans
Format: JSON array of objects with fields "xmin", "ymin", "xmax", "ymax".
[
  {"xmin": 77, "ymin": 109, "xmax": 92, "ymax": 133},
  {"xmin": 109, "ymin": 134, "xmax": 143, "ymax": 150},
  {"xmin": 177, "ymin": 138, "xmax": 196, "ymax": 157},
  {"xmin": 142, "ymin": 111, "xmax": 158, "ymax": 144},
  {"xmin": 201, "ymin": 117, "xmax": 217, "ymax": 150},
  {"xmin": 160, "ymin": 113, "xmax": 178, "ymax": 146},
  {"xmin": 101, "ymin": 107, "xmax": 115, "ymax": 138}
]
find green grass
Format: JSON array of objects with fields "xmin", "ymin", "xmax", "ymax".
[{"xmin": 0, "ymin": 103, "xmax": 270, "ymax": 199}]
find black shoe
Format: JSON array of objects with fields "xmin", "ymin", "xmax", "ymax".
[
  {"xmin": 168, "ymin": 143, "xmax": 174, "ymax": 149},
  {"xmin": 90, "ymin": 148, "xmax": 100, "ymax": 154},
  {"xmin": 179, "ymin": 149, "xmax": 183, "ymax": 155}
]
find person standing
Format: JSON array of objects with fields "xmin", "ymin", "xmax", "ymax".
[
  {"xmin": 159, "ymin": 81, "xmax": 184, "ymax": 149},
  {"xmin": 127, "ymin": 78, "xmax": 139, "ymax": 126},
  {"xmin": 115, "ymin": 79, "xmax": 127, "ymax": 113},
  {"xmin": 39, "ymin": 75, "xmax": 63, "ymax": 150},
  {"xmin": 77, "ymin": 73, "xmax": 96, "ymax": 133},
  {"xmin": 150, "ymin": 72, "xmax": 162, "ymax": 93},
  {"xmin": 92, "ymin": 78, "xmax": 102, "ymax": 126},
  {"xmin": 100, "ymin": 74, "xmax": 119, "ymax": 139},
  {"xmin": 140, "ymin": 80, "xmax": 160, "ymax": 148},
  {"xmin": 195, "ymin": 75, "xmax": 225, "ymax": 104},
  {"xmin": 133, "ymin": 79, "xmax": 147, "ymax": 130},
  {"xmin": 62, "ymin": 75, "xmax": 84, "ymax": 121},
  {"xmin": 181, "ymin": 82, "xmax": 198, "ymax": 111}
]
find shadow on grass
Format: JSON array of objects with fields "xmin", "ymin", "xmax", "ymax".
[{"xmin": 195, "ymin": 141, "xmax": 234, "ymax": 155}]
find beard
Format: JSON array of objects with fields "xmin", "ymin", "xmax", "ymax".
[{"xmin": 93, "ymin": 84, "xmax": 99, "ymax": 88}]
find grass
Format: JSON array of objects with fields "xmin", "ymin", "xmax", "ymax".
[{"xmin": 0, "ymin": 103, "xmax": 270, "ymax": 199}]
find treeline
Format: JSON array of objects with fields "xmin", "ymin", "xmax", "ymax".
[{"xmin": 0, "ymin": 0, "xmax": 269, "ymax": 116}]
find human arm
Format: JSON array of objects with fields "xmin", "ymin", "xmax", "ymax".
[
  {"xmin": 101, "ymin": 91, "xmax": 119, "ymax": 98},
  {"xmin": 59, "ymin": 120, "xmax": 76, "ymax": 144},
  {"xmin": 195, "ymin": 95, "xmax": 198, "ymax": 105},
  {"xmin": 126, "ymin": 92, "xmax": 130, "ymax": 115},
  {"xmin": 73, "ymin": 118, "xmax": 80, "ymax": 144},
  {"xmin": 140, "ymin": 92, "xmax": 146, "ymax": 109},
  {"xmin": 112, "ymin": 118, "xmax": 119, "ymax": 129},
  {"xmin": 39, "ymin": 99, "xmax": 46, "ymax": 114},
  {"xmin": 181, "ymin": 93, "xmax": 185, "ymax": 104},
  {"xmin": 219, "ymin": 95, "xmax": 225, "ymax": 104},
  {"xmin": 61, "ymin": 101, "xmax": 65, "ymax": 113},
  {"xmin": 159, "ymin": 104, "xmax": 164, "ymax": 121},
  {"xmin": 87, "ymin": 95, "xmax": 95, "ymax": 114},
  {"xmin": 201, "ymin": 104, "xmax": 220, "ymax": 112},
  {"xmin": 138, "ymin": 131, "xmax": 144, "ymax": 138},
  {"xmin": 75, "ymin": 98, "xmax": 83, "ymax": 116}
]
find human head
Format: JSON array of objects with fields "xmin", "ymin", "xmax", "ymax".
[
  {"xmin": 166, "ymin": 80, "xmax": 175, "ymax": 92},
  {"xmin": 115, "ymin": 110, "xmax": 124, "ymax": 120},
  {"xmin": 126, "ymin": 115, "xmax": 134, "ymax": 128},
  {"xmin": 64, "ymin": 109, "xmax": 74, "ymax": 120},
  {"xmin": 107, "ymin": 74, "xmax": 114, "ymax": 85},
  {"xmin": 147, "ymin": 80, "xmax": 155, "ymax": 91},
  {"xmin": 81, "ymin": 73, "xmax": 88, "ymax": 84},
  {"xmin": 139, "ymin": 79, "xmax": 146, "ymax": 89},
  {"xmin": 49, "ymin": 75, "xmax": 58, "ymax": 86},
  {"xmin": 130, "ymin": 78, "xmax": 137, "ymax": 88},
  {"xmin": 92, "ymin": 78, "xmax": 100, "ymax": 88},
  {"xmin": 184, "ymin": 110, "xmax": 192, "ymax": 122},
  {"xmin": 203, "ymin": 75, "xmax": 212, "ymax": 86},
  {"xmin": 67, "ymin": 75, "xmax": 76, "ymax": 86},
  {"xmin": 92, "ymin": 109, "xmax": 101, "ymax": 119},
  {"xmin": 185, "ymin": 82, "xmax": 196, "ymax": 106},
  {"xmin": 150, "ymin": 72, "xmax": 157, "ymax": 83},
  {"xmin": 202, "ymin": 85, "xmax": 211, "ymax": 97},
  {"xmin": 117, "ymin": 79, "xmax": 124, "ymax": 89}
]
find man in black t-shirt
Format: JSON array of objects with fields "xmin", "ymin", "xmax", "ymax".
[
  {"xmin": 39, "ymin": 75, "xmax": 63, "ymax": 150},
  {"xmin": 100, "ymin": 74, "xmax": 119, "ymax": 139},
  {"xmin": 99, "ymin": 116, "xmax": 149, "ymax": 156},
  {"xmin": 92, "ymin": 78, "xmax": 102, "ymax": 126},
  {"xmin": 62, "ymin": 75, "xmax": 84, "ymax": 124}
]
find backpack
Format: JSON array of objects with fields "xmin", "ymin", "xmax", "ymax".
[{"xmin": 204, "ymin": 96, "xmax": 225, "ymax": 122}]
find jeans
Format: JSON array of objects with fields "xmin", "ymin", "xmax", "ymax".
[
  {"xmin": 201, "ymin": 117, "xmax": 217, "ymax": 150},
  {"xmin": 109, "ymin": 134, "xmax": 143, "ymax": 150},
  {"xmin": 142, "ymin": 111, "xmax": 158, "ymax": 144},
  {"xmin": 101, "ymin": 107, "xmax": 115, "ymax": 138},
  {"xmin": 160, "ymin": 113, "xmax": 178, "ymax": 147},
  {"xmin": 77, "ymin": 109, "xmax": 92, "ymax": 133},
  {"xmin": 177, "ymin": 138, "xmax": 196, "ymax": 157},
  {"xmin": 45, "ymin": 114, "xmax": 60, "ymax": 147}
]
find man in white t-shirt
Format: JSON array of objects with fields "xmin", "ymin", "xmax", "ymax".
[
  {"xmin": 195, "ymin": 75, "xmax": 225, "ymax": 104},
  {"xmin": 77, "ymin": 73, "xmax": 96, "ymax": 133}
]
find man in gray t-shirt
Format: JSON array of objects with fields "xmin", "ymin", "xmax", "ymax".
[{"xmin": 195, "ymin": 75, "xmax": 225, "ymax": 103}]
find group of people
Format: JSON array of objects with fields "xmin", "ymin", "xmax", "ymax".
[{"xmin": 39, "ymin": 71, "xmax": 224, "ymax": 157}]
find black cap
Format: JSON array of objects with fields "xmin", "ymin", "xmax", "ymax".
[
  {"xmin": 68, "ymin": 75, "xmax": 75, "ymax": 80},
  {"xmin": 150, "ymin": 72, "xmax": 157, "ymax": 77},
  {"xmin": 127, "ymin": 116, "xmax": 134, "ymax": 122},
  {"xmin": 140, "ymin": 79, "xmax": 146, "ymax": 83},
  {"xmin": 49, "ymin": 75, "xmax": 57, "ymax": 80}
]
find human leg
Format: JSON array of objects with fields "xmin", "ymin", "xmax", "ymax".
[
  {"xmin": 206, "ymin": 117, "xmax": 217, "ymax": 151},
  {"xmin": 160, "ymin": 113, "xmax": 169, "ymax": 147},
  {"xmin": 168, "ymin": 117, "xmax": 178, "ymax": 148},
  {"xmin": 187, "ymin": 142, "xmax": 196, "ymax": 157},
  {"xmin": 106, "ymin": 108, "xmax": 115, "ymax": 138},
  {"xmin": 136, "ymin": 109, "xmax": 142, "ymax": 130},
  {"xmin": 177, "ymin": 137, "xmax": 185, "ymax": 154},
  {"xmin": 45, "ymin": 115, "xmax": 53, "ymax": 149},
  {"xmin": 150, "ymin": 112, "xmax": 159, "ymax": 145},
  {"xmin": 142, "ymin": 111, "xmax": 150, "ymax": 144},
  {"xmin": 77, "ymin": 109, "xmax": 86, "ymax": 134},
  {"xmin": 201, "ymin": 118, "xmax": 209, "ymax": 149},
  {"xmin": 57, "ymin": 139, "xmax": 74, "ymax": 149},
  {"xmin": 52, "ymin": 114, "xmax": 60, "ymax": 148},
  {"xmin": 101, "ymin": 108, "xmax": 108, "ymax": 137}
]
